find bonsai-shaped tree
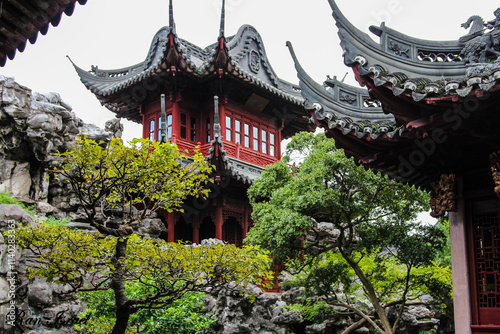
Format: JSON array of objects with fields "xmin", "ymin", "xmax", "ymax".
[{"xmin": 15, "ymin": 138, "xmax": 272, "ymax": 334}]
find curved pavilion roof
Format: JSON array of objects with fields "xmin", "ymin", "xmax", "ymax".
[
  {"xmin": 292, "ymin": 0, "xmax": 500, "ymax": 187},
  {"xmin": 69, "ymin": 9, "xmax": 310, "ymax": 141},
  {"xmin": 71, "ymin": 24, "xmax": 303, "ymax": 106}
]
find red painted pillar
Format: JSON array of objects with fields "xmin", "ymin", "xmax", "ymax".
[
  {"xmin": 167, "ymin": 212, "xmax": 176, "ymax": 243},
  {"xmin": 170, "ymin": 92, "xmax": 181, "ymax": 140},
  {"xmin": 449, "ymin": 176, "xmax": 472, "ymax": 334},
  {"xmin": 215, "ymin": 206, "xmax": 223, "ymax": 240},
  {"xmin": 243, "ymin": 203, "xmax": 249, "ymax": 241},
  {"xmin": 192, "ymin": 218, "xmax": 200, "ymax": 244}
]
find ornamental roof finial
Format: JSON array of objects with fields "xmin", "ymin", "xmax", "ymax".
[
  {"xmin": 219, "ymin": 0, "xmax": 225, "ymax": 38},
  {"xmin": 169, "ymin": 0, "xmax": 176, "ymax": 34}
]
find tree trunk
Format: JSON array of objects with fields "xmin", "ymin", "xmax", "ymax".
[
  {"xmin": 110, "ymin": 238, "xmax": 131, "ymax": 334},
  {"xmin": 339, "ymin": 248, "xmax": 393, "ymax": 334}
]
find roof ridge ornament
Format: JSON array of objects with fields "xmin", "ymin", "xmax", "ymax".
[
  {"xmin": 219, "ymin": 0, "xmax": 226, "ymax": 38},
  {"xmin": 169, "ymin": 0, "xmax": 176, "ymax": 34},
  {"xmin": 460, "ymin": 8, "xmax": 500, "ymax": 64}
]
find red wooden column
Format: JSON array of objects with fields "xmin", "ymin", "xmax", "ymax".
[
  {"xmin": 170, "ymin": 92, "xmax": 181, "ymax": 140},
  {"xmin": 215, "ymin": 206, "xmax": 223, "ymax": 240},
  {"xmin": 449, "ymin": 176, "xmax": 472, "ymax": 334},
  {"xmin": 219, "ymin": 95, "xmax": 227, "ymax": 141},
  {"xmin": 192, "ymin": 217, "xmax": 200, "ymax": 244},
  {"xmin": 167, "ymin": 212, "xmax": 176, "ymax": 243},
  {"xmin": 243, "ymin": 203, "xmax": 250, "ymax": 240}
]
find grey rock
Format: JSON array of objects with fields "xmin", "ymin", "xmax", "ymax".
[
  {"xmin": 105, "ymin": 118, "xmax": 124, "ymax": 138},
  {"xmin": 0, "ymin": 76, "xmax": 31, "ymax": 109},
  {"xmin": 0, "ymin": 161, "xmax": 32, "ymax": 198},
  {"xmin": 200, "ymin": 238, "xmax": 225, "ymax": 246},
  {"xmin": 42, "ymin": 301, "xmax": 85, "ymax": 327},
  {"xmin": 138, "ymin": 218, "xmax": 166, "ymax": 237},
  {"xmin": 28, "ymin": 278, "xmax": 53, "ymax": 307},
  {"xmin": 27, "ymin": 113, "xmax": 49, "ymax": 129},
  {"xmin": 36, "ymin": 202, "xmax": 56, "ymax": 214},
  {"xmin": 0, "ymin": 277, "xmax": 10, "ymax": 303},
  {"xmin": 65, "ymin": 222, "xmax": 94, "ymax": 230},
  {"xmin": 79, "ymin": 123, "xmax": 111, "ymax": 142},
  {"xmin": 3, "ymin": 104, "xmax": 28, "ymax": 119},
  {"xmin": 0, "ymin": 204, "xmax": 34, "ymax": 229}
]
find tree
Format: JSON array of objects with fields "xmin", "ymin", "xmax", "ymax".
[
  {"xmin": 76, "ymin": 288, "xmax": 215, "ymax": 334},
  {"xmin": 16, "ymin": 225, "xmax": 271, "ymax": 333},
  {"xmin": 246, "ymin": 133, "xmax": 451, "ymax": 334},
  {"xmin": 14, "ymin": 138, "xmax": 272, "ymax": 334}
]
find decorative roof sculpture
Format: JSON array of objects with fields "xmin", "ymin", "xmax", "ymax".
[
  {"xmin": 0, "ymin": 0, "xmax": 87, "ymax": 67},
  {"xmin": 291, "ymin": 0, "xmax": 500, "ymax": 188}
]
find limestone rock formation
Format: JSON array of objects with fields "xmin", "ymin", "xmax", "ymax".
[
  {"xmin": 0, "ymin": 76, "xmax": 121, "ymax": 217},
  {"xmin": 0, "ymin": 205, "xmax": 86, "ymax": 334}
]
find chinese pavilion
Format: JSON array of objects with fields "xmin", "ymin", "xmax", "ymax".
[
  {"xmin": 289, "ymin": 1, "xmax": 500, "ymax": 333},
  {"xmin": 70, "ymin": 1, "xmax": 313, "ymax": 247}
]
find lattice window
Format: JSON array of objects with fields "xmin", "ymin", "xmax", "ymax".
[
  {"xmin": 473, "ymin": 213, "xmax": 500, "ymax": 308},
  {"xmin": 223, "ymin": 216, "xmax": 243, "ymax": 247},
  {"xmin": 223, "ymin": 210, "xmax": 243, "ymax": 226}
]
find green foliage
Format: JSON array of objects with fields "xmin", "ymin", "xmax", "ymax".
[
  {"xmin": 0, "ymin": 192, "xmax": 35, "ymax": 215},
  {"xmin": 0, "ymin": 192, "xmax": 71, "ymax": 226},
  {"xmin": 132, "ymin": 291, "xmax": 215, "ymax": 334},
  {"xmin": 76, "ymin": 287, "xmax": 214, "ymax": 334},
  {"xmin": 285, "ymin": 301, "xmax": 335, "ymax": 323},
  {"xmin": 75, "ymin": 289, "xmax": 115, "ymax": 333},
  {"xmin": 15, "ymin": 224, "xmax": 272, "ymax": 291},
  {"xmin": 53, "ymin": 137, "xmax": 214, "ymax": 225},
  {"xmin": 246, "ymin": 132, "xmax": 451, "ymax": 334},
  {"xmin": 14, "ymin": 225, "xmax": 272, "ymax": 333},
  {"xmin": 39, "ymin": 216, "xmax": 71, "ymax": 227},
  {"xmin": 435, "ymin": 215, "xmax": 452, "ymax": 267}
]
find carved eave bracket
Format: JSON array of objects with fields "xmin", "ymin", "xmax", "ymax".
[
  {"xmin": 430, "ymin": 174, "xmax": 457, "ymax": 218},
  {"xmin": 489, "ymin": 151, "xmax": 500, "ymax": 198}
]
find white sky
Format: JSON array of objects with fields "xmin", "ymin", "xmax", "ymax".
[
  {"xmin": 2, "ymin": 0, "xmax": 498, "ymax": 142},
  {"xmin": 4, "ymin": 0, "xmax": 494, "ymax": 224}
]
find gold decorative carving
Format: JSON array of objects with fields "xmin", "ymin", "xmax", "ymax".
[
  {"xmin": 489, "ymin": 151, "xmax": 500, "ymax": 198},
  {"xmin": 430, "ymin": 174, "xmax": 457, "ymax": 218}
]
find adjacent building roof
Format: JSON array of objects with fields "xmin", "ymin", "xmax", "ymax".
[
  {"xmin": 0, "ymin": 0, "xmax": 87, "ymax": 67},
  {"xmin": 287, "ymin": 42, "xmax": 397, "ymax": 141},
  {"xmin": 293, "ymin": 0, "xmax": 500, "ymax": 188}
]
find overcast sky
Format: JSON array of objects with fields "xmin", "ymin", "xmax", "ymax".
[{"xmin": 2, "ymin": 0, "xmax": 499, "ymax": 142}]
